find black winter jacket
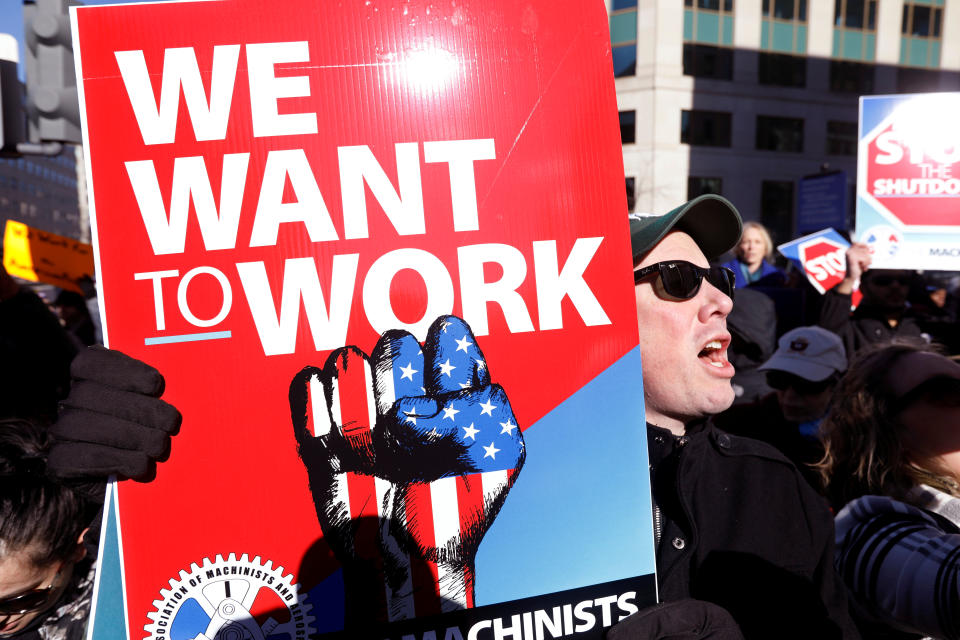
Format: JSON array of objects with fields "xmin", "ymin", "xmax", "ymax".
[
  {"xmin": 818, "ymin": 289, "xmax": 925, "ymax": 356},
  {"xmin": 647, "ymin": 421, "xmax": 860, "ymax": 640}
]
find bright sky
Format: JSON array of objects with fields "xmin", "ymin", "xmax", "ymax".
[{"xmin": 0, "ymin": 0, "xmax": 173, "ymax": 78}]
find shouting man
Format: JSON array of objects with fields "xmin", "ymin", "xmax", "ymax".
[{"xmin": 623, "ymin": 195, "xmax": 859, "ymax": 639}]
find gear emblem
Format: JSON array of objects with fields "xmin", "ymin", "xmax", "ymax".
[{"xmin": 143, "ymin": 553, "xmax": 315, "ymax": 640}]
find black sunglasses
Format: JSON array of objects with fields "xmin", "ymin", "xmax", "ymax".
[
  {"xmin": 634, "ymin": 261, "xmax": 735, "ymax": 300},
  {"xmin": 0, "ymin": 569, "xmax": 61, "ymax": 615},
  {"xmin": 766, "ymin": 371, "xmax": 836, "ymax": 395}
]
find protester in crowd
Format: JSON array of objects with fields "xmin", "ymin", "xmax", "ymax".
[
  {"xmin": 818, "ymin": 343, "xmax": 960, "ymax": 640},
  {"xmin": 715, "ymin": 326, "xmax": 846, "ymax": 490},
  {"xmin": 720, "ymin": 221, "xmax": 784, "ymax": 288},
  {"xmin": 725, "ymin": 288, "xmax": 777, "ymax": 405},
  {"xmin": 819, "ymin": 243, "xmax": 926, "ymax": 357},
  {"xmin": 909, "ymin": 272, "xmax": 960, "ymax": 356},
  {"xmin": 623, "ymin": 196, "xmax": 858, "ymax": 639},
  {"xmin": 0, "ymin": 261, "xmax": 77, "ymax": 424},
  {"xmin": 0, "ymin": 419, "xmax": 95, "ymax": 640},
  {"xmin": 53, "ymin": 291, "xmax": 96, "ymax": 349}
]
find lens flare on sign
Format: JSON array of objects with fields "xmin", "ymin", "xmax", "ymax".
[
  {"xmin": 400, "ymin": 47, "xmax": 460, "ymax": 94},
  {"xmin": 892, "ymin": 95, "xmax": 960, "ymax": 165}
]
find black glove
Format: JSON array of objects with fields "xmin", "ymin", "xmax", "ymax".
[
  {"xmin": 47, "ymin": 346, "xmax": 181, "ymax": 481},
  {"xmin": 606, "ymin": 599, "xmax": 745, "ymax": 640}
]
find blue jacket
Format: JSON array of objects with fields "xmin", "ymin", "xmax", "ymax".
[{"xmin": 721, "ymin": 258, "xmax": 784, "ymax": 289}]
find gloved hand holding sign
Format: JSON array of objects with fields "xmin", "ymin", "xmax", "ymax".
[{"xmin": 289, "ymin": 315, "xmax": 525, "ymax": 625}]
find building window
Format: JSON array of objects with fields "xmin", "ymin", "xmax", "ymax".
[
  {"xmin": 829, "ymin": 60, "xmax": 874, "ymax": 93},
  {"xmin": 761, "ymin": 180, "xmax": 794, "ymax": 243},
  {"xmin": 897, "ymin": 67, "xmax": 942, "ymax": 93},
  {"xmin": 688, "ymin": 177, "xmax": 723, "ymax": 199},
  {"xmin": 620, "ymin": 110, "xmax": 636, "ymax": 144},
  {"xmin": 835, "ymin": 0, "xmax": 876, "ymax": 29},
  {"xmin": 833, "ymin": 0, "xmax": 877, "ymax": 61},
  {"xmin": 758, "ymin": 53, "xmax": 806, "ymax": 86},
  {"xmin": 761, "ymin": 0, "xmax": 808, "ymax": 54},
  {"xmin": 683, "ymin": 44, "xmax": 734, "ymax": 80},
  {"xmin": 610, "ymin": 0, "xmax": 638, "ymax": 77},
  {"xmin": 625, "ymin": 177, "xmax": 636, "ymax": 211},
  {"xmin": 900, "ymin": 3, "xmax": 943, "ymax": 68},
  {"xmin": 681, "ymin": 110, "xmax": 732, "ymax": 147},
  {"xmin": 756, "ymin": 116, "xmax": 804, "ymax": 152},
  {"xmin": 684, "ymin": 0, "xmax": 735, "ymax": 48},
  {"xmin": 612, "ymin": 45, "xmax": 637, "ymax": 76},
  {"xmin": 826, "ymin": 121, "xmax": 857, "ymax": 156}
]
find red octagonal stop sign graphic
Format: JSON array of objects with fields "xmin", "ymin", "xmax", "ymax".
[
  {"xmin": 862, "ymin": 110, "xmax": 960, "ymax": 228},
  {"xmin": 798, "ymin": 237, "xmax": 847, "ymax": 294}
]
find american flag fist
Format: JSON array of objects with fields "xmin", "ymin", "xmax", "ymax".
[{"xmin": 289, "ymin": 316, "xmax": 525, "ymax": 626}]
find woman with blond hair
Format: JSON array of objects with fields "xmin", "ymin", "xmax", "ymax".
[
  {"xmin": 721, "ymin": 221, "xmax": 783, "ymax": 288},
  {"xmin": 819, "ymin": 342, "xmax": 960, "ymax": 640}
]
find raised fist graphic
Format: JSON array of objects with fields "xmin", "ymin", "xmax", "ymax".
[{"xmin": 289, "ymin": 316, "xmax": 525, "ymax": 626}]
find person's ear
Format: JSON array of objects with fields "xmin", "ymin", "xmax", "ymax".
[{"xmin": 72, "ymin": 528, "xmax": 90, "ymax": 561}]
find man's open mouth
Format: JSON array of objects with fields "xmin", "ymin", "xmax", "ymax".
[{"xmin": 698, "ymin": 339, "xmax": 727, "ymax": 368}]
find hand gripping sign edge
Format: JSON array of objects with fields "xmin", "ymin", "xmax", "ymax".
[{"xmin": 289, "ymin": 315, "xmax": 526, "ymax": 626}]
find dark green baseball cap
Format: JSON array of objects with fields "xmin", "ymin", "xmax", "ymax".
[{"xmin": 629, "ymin": 194, "xmax": 743, "ymax": 263}]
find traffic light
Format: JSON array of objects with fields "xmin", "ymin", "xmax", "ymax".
[{"xmin": 23, "ymin": 0, "xmax": 81, "ymax": 144}]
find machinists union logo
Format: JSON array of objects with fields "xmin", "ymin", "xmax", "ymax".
[
  {"xmin": 861, "ymin": 225, "xmax": 903, "ymax": 259},
  {"xmin": 144, "ymin": 554, "xmax": 315, "ymax": 640}
]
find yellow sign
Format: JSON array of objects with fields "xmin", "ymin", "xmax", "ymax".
[{"xmin": 2, "ymin": 220, "xmax": 95, "ymax": 293}]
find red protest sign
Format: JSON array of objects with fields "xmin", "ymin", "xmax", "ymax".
[
  {"xmin": 797, "ymin": 236, "xmax": 848, "ymax": 294},
  {"xmin": 74, "ymin": 0, "xmax": 655, "ymax": 638}
]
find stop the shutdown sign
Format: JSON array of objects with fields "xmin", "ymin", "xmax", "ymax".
[
  {"xmin": 797, "ymin": 236, "xmax": 848, "ymax": 294},
  {"xmin": 857, "ymin": 93, "xmax": 960, "ymax": 269}
]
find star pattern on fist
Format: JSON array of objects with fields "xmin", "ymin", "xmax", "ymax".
[
  {"xmin": 500, "ymin": 419, "xmax": 516, "ymax": 435},
  {"xmin": 455, "ymin": 336, "xmax": 473, "ymax": 353},
  {"xmin": 439, "ymin": 359, "xmax": 456, "ymax": 378},
  {"xmin": 462, "ymin": 423, "xmax": 479, "ymax": 440},
  {"xmin": 442, "ymin": 404, "xmax": 460, "ymax": 421},
  {"xmin": 479, "ymin": 399, "xmax": 497, "ymax": 416},
  {"xmin": 483, "ymin": 442, "xmax": 500, "ymax": 460}
]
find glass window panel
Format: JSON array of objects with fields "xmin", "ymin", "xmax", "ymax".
[
  {"xmin": 774, "ymin": 0, "xmax": 795, "ymax": 19},
  {"xmin": 761, "ymin": 181, "xmax": 794, "ymax": 243},
  {"xmin": 723, "ymin": 0, "xmax": 733, "ymax": 11},
  {"xmin": 834, "ymin": 0, "xmax": 843, "ymax": 25},
  {"xmin": 845, "ymin": 0, "xmax": 864, "ymax": 28},
  {"xmin": 902, "ymin": 5, "xmax": 910, "ymax": 34},
  {"xmin": 759, "ymin": 52, "xmax": 806, "ymax": 86},
  {"xmin": 699, "ymin": 0, "xmax": 720, "ymax": 10},
  {"xmin": 755, "ymin": 115, "xmax": 805, "ymax": 152},
  {"xmin": 681, "ymin": 110, "xmax": 732, "ymax": 147},
  {"xmin": 763, "ymin": 0, "xmax": 770, "ymax": 16},
  {"xmin": 826, "ymin": 120, "xmax": 857, "ymax": 155},
  {"xmin": 619, "ymin": 111, "xmax": 636, "ymax": 144},
  {"xmin": 867, "ymin": 0, "xmax": 876, "ymax": 29},
  {"xmin": 912, "ymin": 5, "xmax": 931, "ymax": 36},
  {"xmin": 612, "ymin": 0, "xmax": 638, "ymax": 9},
  {"xmin": 934, "ymin": 8, "xmax": 942, "ymax": 37},
  {"xmin": 799, "ymin": 0, "xmax": 807, "ymax": 20},
  {"xmin": 612, "ymin": 44, "xmax": 637, "ymax": 77}
]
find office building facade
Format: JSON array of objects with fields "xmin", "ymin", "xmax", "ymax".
[{"xmin": 610, "ymin": 0, "xmax": 960, "ymax": 242}]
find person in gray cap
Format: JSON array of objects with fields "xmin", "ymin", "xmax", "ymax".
[
  {"xmin": 715, "ymin": 326, "xmax": 847, "ymax": 489},
  {"xmin": 617, "ymin": 195, "xmax": 859, "ymax": 639}
]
